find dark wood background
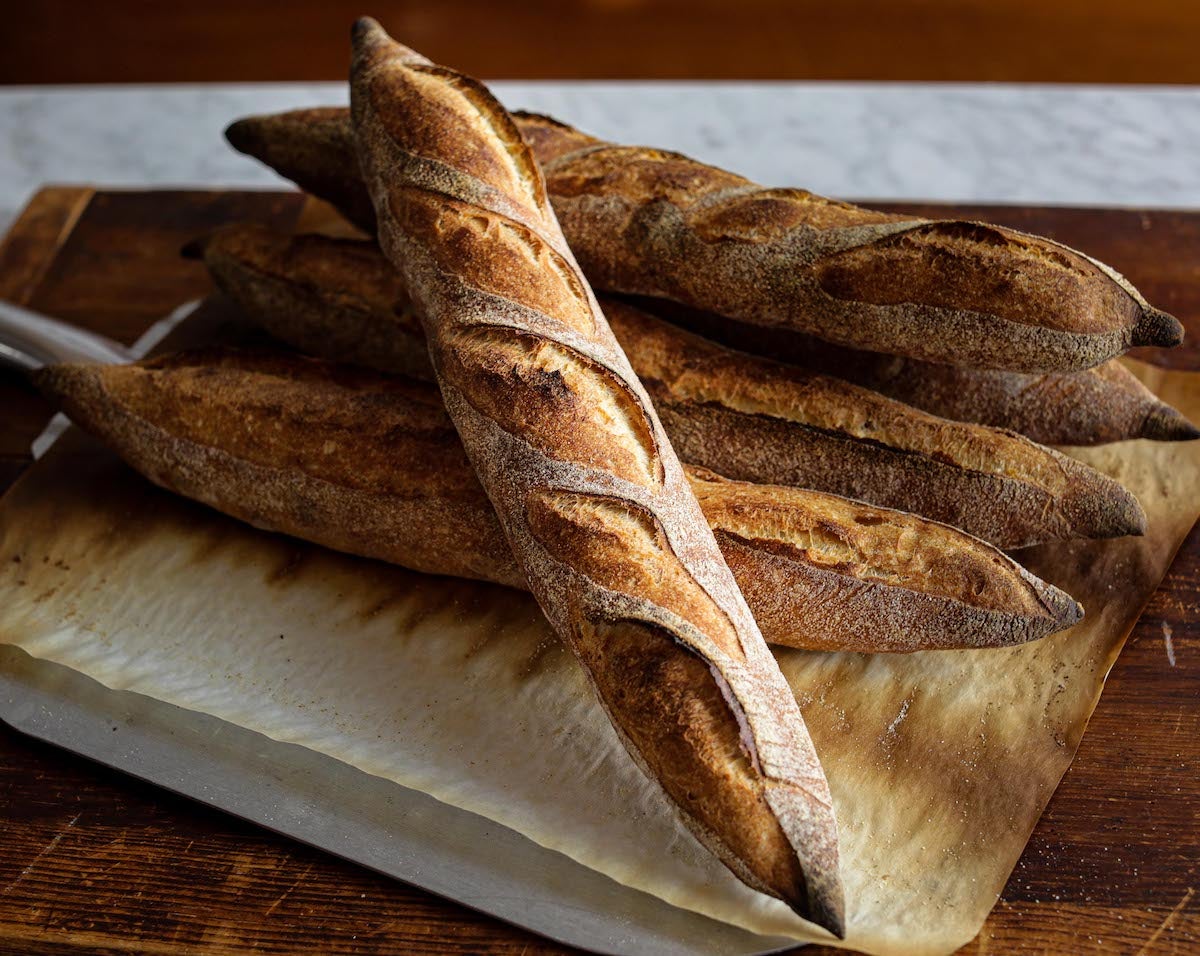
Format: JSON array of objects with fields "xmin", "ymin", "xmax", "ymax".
[
  {"xmin": 4, "ymin": 0, "xmax": 1200, "ymax": 84},
  {"xmin": 0, "ymin": 187, "xmax": 1197, "ymax": 954}
]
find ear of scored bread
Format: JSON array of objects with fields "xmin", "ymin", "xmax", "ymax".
[
  {"xmin": 225, "ymin": 106, "xmax": 1182, "ymax": 374},
  {"xmin": 349, "ymin": 18, "xmax": 846, "ymax": 934},
  {"xmin": 194, "ymin": 224, "xmax": 1148, "ymax": 551}
]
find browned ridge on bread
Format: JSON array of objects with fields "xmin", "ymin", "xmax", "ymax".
[
  {"xmin": 194, "ymin": 223, "xmax": 1147, "ymax": 550},
  {"xmin": 349, "ymin": 20, "xmax": 844, "ymax": 931},
  {"xmin": 630, "ymin": 297, "xmax": 1200, "ymax": 447},
  {"xmin": 224, "ymin": 106, "xmax": 1182, "ymax": 374},
  {"xmin": 34, "ymin": 351, "xmax": 1082, "ymax": 655}
]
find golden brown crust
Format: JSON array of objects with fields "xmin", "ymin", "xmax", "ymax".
[
  {"xmin": 197, "ymin": 218, "xmax": 1195, "ymax": 448},
  {"xmin": 223, "ymin": 105, "xmax": 1181, "ymax": 372},
  {"xmin": 35, "ymin": 350, "xmax": 1082, "ymax": 655},
  {"xmin": 576, "ymin": 618, "xmax": 812, "ymax": 904},
  {"xmin": 198, "ymin": 225, "xmax": 1146, "ymax": 549},
  {"xmin": 349, "ymin": 19, "xmax": 844, "ymax": 931},
  {"xmin": 811, "ymin": 352, "xmax": 1200, "ymax": 446},
  {"xmin": 685, "ymin": 469, "xmax": 1081, "ymax": 652},
  {"xmin": 32, "ymin": 352, "xmax": 520, "ymax": 588},
  {"xmin": 645, "ymin": 300, "xmax": 1199, "ymax": 446},
  {"xmin": 609, "ymin": 301, "xmax": 1146, "ymax": 548},
  {"xmin": 518, "ymin": 112, "xmax": 1181, "ymax": 372}
]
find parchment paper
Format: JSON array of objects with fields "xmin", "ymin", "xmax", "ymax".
[{"xmin": 1, "ymin": 347, "xmax": 1196, "ymax": 955}]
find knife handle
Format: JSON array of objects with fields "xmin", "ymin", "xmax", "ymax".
[{"xmin": 0, "ymin": 299, "xmax": 132, "ymax": 372}]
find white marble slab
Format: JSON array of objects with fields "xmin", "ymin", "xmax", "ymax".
[{"xmin": 2, "ymin": 81, "xmax": 1200, "ymax": 236}]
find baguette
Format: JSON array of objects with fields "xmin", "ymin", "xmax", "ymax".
[
  {"xmin": 34, "ymin": 349, "xmax": 1082, "ymax": 654},
  {"xmin": 195, "ymin": 219, "xmax": 1194, "ymax": 448},
  {"xmin": 349, "ymin": 20, "xmax": 844, "ymax": 930},
  {"xmin": 185, "ymin": 229, "xmax": 431, "ymax": 382},
  {"xmin": 225, "ymin": 106, "xmax": 1182, "ymax": 373},
  {"xmin": 194, "ymin": 223, "xmax": 1147, "ymax": 550},
  {"xmin": 36, "ymin": 352, "xmax": 518, "ymax": 587},
  {"xmin": 224, "ymin": 105, "xmax": 379, "ymax": 235},
  {"xmin": 638, "ymin": 299, "xmax": 1200, "ymax": 446}
]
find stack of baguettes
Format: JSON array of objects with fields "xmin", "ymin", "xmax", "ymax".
[{"xmin": 31, "ymin": 19, "xmax": 1196, "ymax": 937}]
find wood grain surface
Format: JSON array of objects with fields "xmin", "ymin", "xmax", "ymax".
[
  {"xmin": 0, "ymin": 188, "xmax": 1196, "ymax": 955},
  {"xmin": 4, "ymin": 1, "xmax": 1200, "ymax": 83}
]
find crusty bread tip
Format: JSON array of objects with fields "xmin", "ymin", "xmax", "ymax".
[{"xmin": 225, "ymin": 107, "xmax": 378, "ymax": 235}]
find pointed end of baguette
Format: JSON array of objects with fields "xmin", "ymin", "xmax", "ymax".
[
  {"xmin": 350, "ymin": 16, "xmax": 385, "ymax": 47},
  {"xmin": 1132, "ymin": 306, "xmax": 1184, "ymax": 349},
  {"xmin": 351, "ymin": 17, "xmax": 429, "ymax": 71},
  {"xmin": 1141, "ymin": 404, "xmax": 1200, "ymax": 442},
  {"xmin": 1086, "ymin": 481, "xmax": 1148, "ymax": 540},
  {"xmin": 29, "ymin": 362, "xmax": 106, "ymax": 421},
  {"xmin": 764, "ymin": 783, "xmax": 846, "ymax": 938},
  {"xmin": 969, "ymin": 567, "xmax": 1082, "ymax": 649},
  {"xmin": 1039, "ymin": 581, "xmax": 1085, "ymax": 635},
  {"xmin": 808, "ymin": 885, "xmax": 847, "ymax": 940},
  {"xmin": 223, "ymin": 116, "xmax": 264, "ymax": 156},
  {"xmin": 807, "ymin": 898, "xmax": 846, "ymax": 940}
]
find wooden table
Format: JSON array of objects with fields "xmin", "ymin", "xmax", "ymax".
[{"xmin": 0, "ymin": 188, "xmax": 1196, "ymax": 955}]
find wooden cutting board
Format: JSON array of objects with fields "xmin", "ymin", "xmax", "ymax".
[{"xmin": 0, "ymin": 186, "xmax": 1196, "ymax": 955}]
